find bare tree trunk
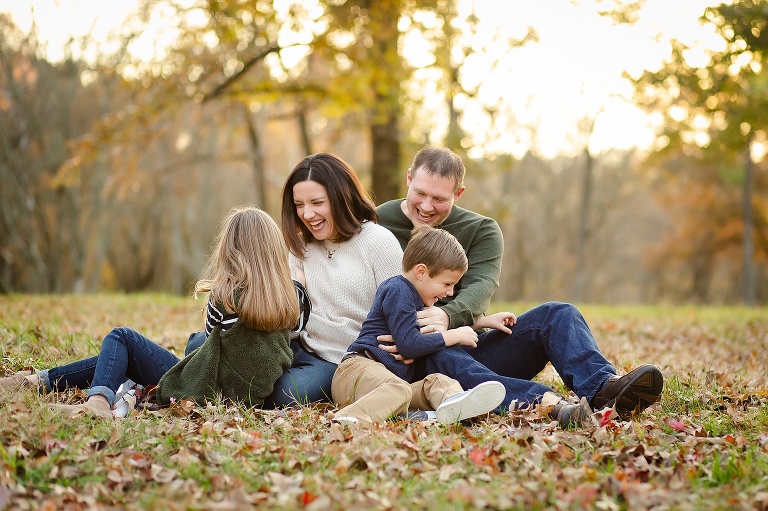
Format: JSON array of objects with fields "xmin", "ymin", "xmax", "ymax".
[
  {"xmin": 743, "ymin": 138, "xmax": 756, "ymax": 305},
  {"xmin": 244, "ymin": 106, "xmax": 266, "ymax": 208},
  {"xmin": 368, "ymin": 0, "xmax": 402, "ymax": 203},
  {"xmin": 573, "ymin": 147, "xmax": 594, "ymax": 302},
  {"xmin": 297, "ymin": 103, "xmax": 312, "ymax": 156},
  {"xmin": 371, "ymin": 112, "xmax": 400, "ymax": 203}
]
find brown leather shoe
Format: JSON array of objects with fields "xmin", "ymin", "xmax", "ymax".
[
  {"xmin": 52, "ymin": 397, "xmax": 114, "ymax": 420},
  {"xmin": 591, "ymin": 364, "xmax": 663, "ymax": 418},
  {"xmin": 0, "ymin": 370, "xmax": 35, "ymax": 394}
]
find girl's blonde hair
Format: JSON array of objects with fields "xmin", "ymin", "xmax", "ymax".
[{"xmin": 195, "ymin": 206, "xmax": 299, "ymax": 331}]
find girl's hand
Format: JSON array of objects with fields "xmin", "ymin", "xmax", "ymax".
[{"xmin": 291, "ymin": 263, "xmax": 306, "ymax": 286}]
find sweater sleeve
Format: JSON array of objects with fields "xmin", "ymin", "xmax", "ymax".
[
  {"xmin": 366, "ymin": 223, "xmax": 404, "ymax": 287},
  {"xmin": 380, "ymin": 284, "xmax": 446, "ymax": 359},
  {"xmin": 441, "ymin": 216, "xmax": 504, "ymax": 329}
]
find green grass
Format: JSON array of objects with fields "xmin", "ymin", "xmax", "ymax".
[{"xmin": 1, "ymin": 295, "xmax": 767, "ymax": 510}]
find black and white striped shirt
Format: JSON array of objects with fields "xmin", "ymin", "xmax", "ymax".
[{"xmin": 204, "ymin": 280, "xmax": 311, "ymax": 337}]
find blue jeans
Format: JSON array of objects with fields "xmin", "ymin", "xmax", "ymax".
[
  {"xmin": 422, "ymin": 302, "xmax": 616, "ymax": 408},
  {"xmin": 264, "ymin": 340, "xmax": 337, "ymax": 407},
  {"xmin": 41, "ymin": 327, "xmax": 180, "ymax": 406},
  {"xmin": 185, "ymin": 331, "xmax": 206, "ymax": 356},
  {"xmin": 185, "ymin": 334, "xmax": 337, "ymax": 408}
]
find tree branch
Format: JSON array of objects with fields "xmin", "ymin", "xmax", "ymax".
[{"xmin": 202, "ymin": 43, "xmax": 305, "ymax": 103}]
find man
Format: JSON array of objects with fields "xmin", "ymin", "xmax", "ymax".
[{"xmin": 376, "ymin": 145, "xmax": 663, "ymax": 420}]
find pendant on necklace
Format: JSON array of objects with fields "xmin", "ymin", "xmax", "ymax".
[{"xmin": 324, "ymin": 240, "xmax": 338, "ymax": 259}]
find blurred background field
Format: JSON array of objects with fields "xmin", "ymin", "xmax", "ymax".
[{"xmin": 1, "ymin": 0, "xmax": 767, "ymax": 305}]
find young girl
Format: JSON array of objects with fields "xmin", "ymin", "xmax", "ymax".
[{"xmin": 0, "ymin": 206, "xmax": 308, "ymax": 418}]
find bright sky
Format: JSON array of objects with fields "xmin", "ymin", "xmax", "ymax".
[{"xmin": 3, "ymin": 0, "xmax": 725, "ymax": 159}]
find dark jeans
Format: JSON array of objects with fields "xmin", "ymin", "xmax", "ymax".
[
  {"xmin": 185, "ymin": 302, "xmax": 614, "ymax": 411},
  {"xmin": 41, "ymin": 327, "xmax": 180, "ymax": 406},
  {"xmin": 186, "ymin": 333, "xmax": 336, "ymax": 408},
  {"xmin": 422, "ymin": 302, "xmax": 616, "ymax": 408}
]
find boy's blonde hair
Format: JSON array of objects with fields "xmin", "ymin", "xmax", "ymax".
[
  {"xmin": 195, "ymin": 206, "xmax": 299, "ymax": 331},
  {"xmin": 402, "ymin": 226, "xmax": 467, "ymax": 277}
]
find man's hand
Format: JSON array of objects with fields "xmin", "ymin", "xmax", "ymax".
[
  {"xmin": 416, "ymin": 306, "xmax": 450, "ymax": 333},
  {"xmin": 377, "ymin": 335, "xmax": 414, "ymax": 364}
]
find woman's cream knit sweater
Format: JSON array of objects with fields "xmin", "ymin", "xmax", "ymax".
[{"xmin": 290, "ymin": 221, "xmax": 403, "ymax": 364}]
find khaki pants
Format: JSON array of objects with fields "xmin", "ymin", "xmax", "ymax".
[{"xmin": 331, "ymin": 356, "xmax": 463, "ymax": 423}]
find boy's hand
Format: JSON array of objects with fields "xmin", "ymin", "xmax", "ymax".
[
  {"xmin": 377, "ymin": 335, "xmax": 415, "ymax": 364},
  {"xmin": 472, "ymin": 312, "xmax": 517, "ymax": 334},
  {"xmin": 416, "ymin": 306, "xmax": 449, "ymax": 333},
  {"xmin": 442, "ymin": 326, "xmax": 478, "ymax": 348}
]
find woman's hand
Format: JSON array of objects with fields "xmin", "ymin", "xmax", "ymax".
[{"xmin": 376, "ymin": 335, "xmax": 415, "ymax": 364}]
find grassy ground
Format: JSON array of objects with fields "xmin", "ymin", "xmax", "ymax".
[{"xmin": 1, "ymin": 294, "xmax": 767, "ymax": 510}]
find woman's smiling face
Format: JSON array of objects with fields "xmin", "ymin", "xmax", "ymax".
[{"xmin": 293, "ymin": 180, "xmax": 336, "ymax": 241}]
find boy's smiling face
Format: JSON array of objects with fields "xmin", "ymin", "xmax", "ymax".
[{"xmin": 412, "ymin": 267, "xmax": 465, "ymax": 307}]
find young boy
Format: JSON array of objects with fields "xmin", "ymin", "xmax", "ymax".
[{"xmin": 330, "ymin": 226, "xmax": 513, "ymax": 425}]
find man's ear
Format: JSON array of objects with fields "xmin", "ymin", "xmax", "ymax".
[
  {"xmin": 406, "ymin": 167, "xmax": 412, "ymax": 186},
  {"xmin": 454, "ymin": 185, "xmax": 466, "ymax": 202},
  {"xmin": 414, "ymin": 263, "xmax": 428, "ymax": 280}
]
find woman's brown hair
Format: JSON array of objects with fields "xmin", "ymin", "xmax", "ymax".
[{"xmin": 281, "ymin": 153, "xmax": 378, "ymax": 257}]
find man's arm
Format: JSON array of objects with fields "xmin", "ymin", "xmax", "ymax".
[{"xmin": 440, "ymin": 216, "xmax": 503, "ymax": 328}]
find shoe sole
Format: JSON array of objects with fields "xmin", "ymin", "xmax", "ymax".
[
  {"xmin": 613, "ymin": 365, "xmax": 664, "ymax": 418},
  {"xmin": 332, "ymin": 416, "xmax": 360, "ymax": 426},
  {"xmin": 436, "ymin": 381, "xmax": 506, "ymax": 424}
]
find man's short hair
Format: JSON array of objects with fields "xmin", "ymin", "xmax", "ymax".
[
  {"xmin": 402, "ymin": 226, "xmax": 467, "ymax": 276},
  {"xmin": 410, "ymin": 146, "xmax": 465, "ymax": 192}
]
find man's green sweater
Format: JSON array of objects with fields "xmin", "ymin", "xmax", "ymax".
[
  {"xmin": 157, "ymin": 322, "xmax": 292, "ymax": 408},
  {"xmin": 377, "ymin": 200, "xmax": 504, "ymax": 329}
]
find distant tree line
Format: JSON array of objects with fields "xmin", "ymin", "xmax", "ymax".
[{"xmin": 0, "ymin": 1, "xmax": 765, "ymax": 304}]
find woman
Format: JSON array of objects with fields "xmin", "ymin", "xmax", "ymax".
[
  {"xmin": 268, "ymin": 153, "xmax": 403, "ymax": 406},
  {"xmin": 0, "ymin": 206, "xmax": 307, "ymax": 417}
]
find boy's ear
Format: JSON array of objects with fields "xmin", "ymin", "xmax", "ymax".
[{"xmin": 414, "ymin": 263, "xmax": 428, "ymax": 280}]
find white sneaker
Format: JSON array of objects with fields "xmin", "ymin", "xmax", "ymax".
[
  {"xmin": 435, "ymin": 381, "xmax": 506, "ymax": 424},
  {"xmin": 332, "ymin": 416, "xmax": 359, "ymax": 426},
  {"xmin": 113, "ymin": 389, "xmax": 137, "ymax": 418}
]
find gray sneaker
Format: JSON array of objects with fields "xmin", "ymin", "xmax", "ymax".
[
  {"xmin": 395, "ymin": 410, "xmax": 438, "ymax": 421},
  {"xmin": 435, "ymin": 381, "xmax": 506, "ymax": 424},
  {"xmin": 551, "ymin": 397, "xmax": 592, "ymax": 429}
]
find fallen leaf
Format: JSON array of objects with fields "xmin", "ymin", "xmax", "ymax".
[
  {"xmin": 468, "ymin": 446, "xmax": 487, "ymax": 466},
  {"xmin": 666, "ymin": 418, "xmax": 686, "ymax": 432}
]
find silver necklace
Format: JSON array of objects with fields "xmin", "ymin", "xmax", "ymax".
[{"xmin": 324, "ymin": 241, "xmax": 337, "ymax": 259}]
